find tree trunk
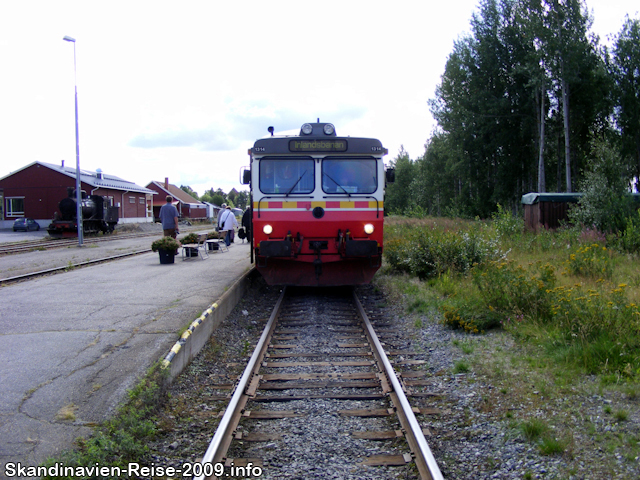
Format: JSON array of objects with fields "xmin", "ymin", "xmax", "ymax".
[
  {"xmin": 562, "ymin": 71, "xmax": 572, "ymax": 192},
  {"xmin": 537, "ymin": 82, "xmax": 546, "ymax": 193}
]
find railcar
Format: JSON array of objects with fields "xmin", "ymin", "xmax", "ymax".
[
  {"xmin": 47, "ymin": 187, "xmax": 119, "ymax": 237},
  {"xmin": 242, "ymin": 121, "xmax": 393, "ymax": 286}
]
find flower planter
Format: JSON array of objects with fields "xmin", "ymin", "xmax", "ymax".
[{"xmin": 158, "ymin": 249, "xmax": 175, "ymax": 264}]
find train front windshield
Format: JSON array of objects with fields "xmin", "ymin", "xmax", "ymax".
[
  {"xmin": 258, "ymin": 157, "xmax": 378, "ymax": 195},
  {"xmin": 260, "ymin": 158, "xmax": 314, "ymax": 194},
  {"xmin": 322, "ymin": 158, "xmax": 377, "ymax": 194}
]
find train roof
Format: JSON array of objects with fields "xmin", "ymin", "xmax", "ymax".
[{"xmin": 250, "ymin": 122, "xmax": 387, "ymax": 156}]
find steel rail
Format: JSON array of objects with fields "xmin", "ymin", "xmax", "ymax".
[
  {"xmin": 0, "ymin": 227, "xmax": 203, "ymax": 255},
  {"xmin": 196, "ymin": 288, "xmax": 286, "ymax": 480},
  {"xmin": 353, "ymin": 291, "xmax": 444, "ymax": 480},
  {"xmin": 0, "ymin": 249, "xmax": 151, "ymax": 285}
]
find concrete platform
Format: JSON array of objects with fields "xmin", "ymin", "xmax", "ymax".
[{"xmin": 0, "ymin": 233, "xmax": 252, "ymax": 475}]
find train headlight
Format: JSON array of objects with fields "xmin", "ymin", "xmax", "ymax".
[
  {"xmin": 263, "ymin": 224, "xmax": 273, "ymax": 235},
  {"xmin": 364, "ymin": 223, "xmax": 374, "ymax": 234},
  {"xmin": 323, "ymin": 123, "xmax": 335, "ymax": 135},
  {"xmin": 301, "ymin": 123, "xmax": 313, "ymax": 135}
]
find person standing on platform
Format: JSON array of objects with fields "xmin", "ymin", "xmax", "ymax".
[
  {"xmin": 159, "ymin": 196, "xmax": 179, "ymax": 238},
  {"xmin": 218, "ymin": 204, "xmax": 237, "ymax": 247},
  {"xmin": 241, "ymin": 205, "xmax": 252, "ymax": 243}
]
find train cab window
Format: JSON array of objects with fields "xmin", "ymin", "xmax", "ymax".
[
  {"xmin": 322, "ymin": 158, "xmax": 377, "ymax": 194},
  {"xmin": 260, "ymin": 158, "xmax": 314, "ymax": 195}
]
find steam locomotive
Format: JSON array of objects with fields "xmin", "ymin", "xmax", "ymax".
[{"xmin": 47, "ymin": 187, "xmax": 119, "ymax": 237}]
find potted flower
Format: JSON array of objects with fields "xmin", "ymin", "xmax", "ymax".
[
  {"xmin": 179, "ymin": 232, "xmax": 199, "ymax": 257},
  {"xmin": 151, "ymin": 236, "xmax": 181, "ymax": 264}
]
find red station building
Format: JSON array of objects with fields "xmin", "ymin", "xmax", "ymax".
[{"xmin": 0, "ymin": 161, "xmax": 155, "ymax": 229}]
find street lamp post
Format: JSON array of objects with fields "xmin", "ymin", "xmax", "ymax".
[{"xmin": 63, "ymin": 35, "xmax": 83, "ymax": 246}]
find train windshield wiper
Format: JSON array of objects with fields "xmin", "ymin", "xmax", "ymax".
[
  {"xmin": 285, "ymin": 171, "xmax": 307, "ymax": 196},
  {"xmin": 323, "ymin": 172, "xmax": 351, "ymax": 196}
]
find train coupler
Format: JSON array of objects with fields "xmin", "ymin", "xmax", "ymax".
[{"xmin": 310, "ymin": 241, "xmax": 326, "ymax": 280}]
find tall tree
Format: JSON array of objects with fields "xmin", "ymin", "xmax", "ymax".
[
  {"xmin": 543, "ymin": 0, "xmax": 596, "ymax": 192},
  {"xmin": 611, "ymin": 16, "xmax": 640, "ymax": 179},
  {"xmin": 384, "ymin": 146, "xmax": 415, "ymax": 214}
]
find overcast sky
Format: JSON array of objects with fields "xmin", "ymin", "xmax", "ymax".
[{"xmin": 0, "ymin": 1, "xmax": 637, "ymax": 197}]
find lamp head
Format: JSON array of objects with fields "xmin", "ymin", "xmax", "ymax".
[{"xmin": 63, "ymin": 36, "xmax": 76, "ymax": 42}]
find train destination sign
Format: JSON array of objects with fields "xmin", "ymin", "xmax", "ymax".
[{"xmin": 289, "ymin": 139, "xmax": 347, "ymax": 152}]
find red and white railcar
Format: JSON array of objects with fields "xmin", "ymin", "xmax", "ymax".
[{"xmin": 242, "ymin": 122, "xmax": 392, "ymax": 286}]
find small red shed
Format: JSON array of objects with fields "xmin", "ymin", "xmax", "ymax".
[
  {"xmin": 146, "ymin": 178, "xmax": 207, "ymax": 221},
  {"xmin": 521, "ymin": 192, "xmax": 582, "ymax": 231}
]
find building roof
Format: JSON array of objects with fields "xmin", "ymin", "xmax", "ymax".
[
  {"xmin": 0, "ymin": 161, "xmax": 155, "ymax": 194},
  {"xmin": 521, "ymin": 192, "xmax": 583, "ymax": 205},
  {"xmin": 147, "ymin": 180, "xmax": 205, "ymax": 207}
]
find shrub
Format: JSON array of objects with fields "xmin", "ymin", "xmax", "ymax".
[
  {"xmin": 563, "ymin": 243, "xmax": 612, "ymax": 280},
  {"xmin": 568, "ymin": 137, "xmax": 635, "ymax": 233},
  {"xmin": 492, "ymin": 204, "xmax": 524, "ymax": 239},
  {"xmin": 179, "ymin": 232, "xmax": 199, "ymax": 244},
  {"xmin": 151, "ymin": 236, "xmax": 181, "ymax": 252},
  {"xmin": 384, "ymin": 226, "xmax": 501, "ymax": 280},
  {"xmin": 620, "ymin": 210, "xmax": 640, "ymax": 254},
  {"xmin": 472, "ymin": 260, "xmax": 557, "ymax": 322}
]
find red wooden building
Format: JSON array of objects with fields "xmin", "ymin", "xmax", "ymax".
[
  {"xmin": 521, "ymin": 192, "xmax": 582, "ymax": 231},
  {"xmin": 0, "ymin": 161, "xmax": 155, "ymax": 229},
  {"xmin": 146, "ymin": 178, "xmax": 207, "ymax": 221}
]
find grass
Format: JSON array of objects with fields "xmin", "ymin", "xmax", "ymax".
[
  {"xmin": 379, "ymin": 214, "xmax": 640, "ymax": 476},
  {"xmin": 41, "ymin": 363, "xmax": 168, "ymax": 479}
]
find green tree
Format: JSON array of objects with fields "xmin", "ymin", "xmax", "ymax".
[
  {"xmin": 411, "ymin": 133, "xmax": 458, "ymax": 216},
  {"xmin": 384, "ymin": 147, "xmax": 416, "ymax": 214},
  {"xmin": 180, "ymin": 185, "xmax": 198, "ymax": 199},
  {"xmin": 234, "ymin": 190, "xmax": 250, "ymax": 210},
  {"xmin": 611, "ymin": 16, "xmax": 640, "ymax": 177},
  {"xmin": 427, "ymin": 0, "xmax": 612, "ymax": 218},
  {"xmin": 430, "ymin": 0, "xmax": 538, "ymax": 216},
  {"xmin": 569, "ymin": 137, "xmax": 634, "ymax": 232}
]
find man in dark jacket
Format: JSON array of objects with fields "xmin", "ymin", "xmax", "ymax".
[
  {"xmin": 241, "ymin": 206, "xmax": 252, "ymax": 243},
  {"xmin": 159, "ymin": 196, "xmax": 179, "ymax": 238}
]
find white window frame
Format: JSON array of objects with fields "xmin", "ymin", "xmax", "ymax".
[{"xmin": 6, "ymin": 197, "xmax": 25, "ymax": 217}]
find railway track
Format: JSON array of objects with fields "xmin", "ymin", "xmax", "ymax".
[
  {"xmin": 195, "ymin": 287, "xmax": 443, "ymax": 480},
  {"xmin": 0, "ymin": 231, "xmax": 161, "ymax": 255},
  {"xmin": 0, "ymin": 226, "xmax": 204, "ymax": 284}
]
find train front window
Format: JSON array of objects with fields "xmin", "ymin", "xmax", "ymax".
[
  {"xmin": 260, "ymin": 158, "xmax": 314, "ymax": 195},
  {"xmin": 322, "ymin": 158, "xmax": 377, "ymax": 194}
]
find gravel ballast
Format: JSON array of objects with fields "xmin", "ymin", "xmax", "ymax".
[{"xmin": 147, "ymin": 278, "xmax": 640, "ymax": 479}]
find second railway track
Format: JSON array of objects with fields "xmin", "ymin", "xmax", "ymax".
[{"xmin": 195, "ymin": 286, "xmax": 443, "ymax": 480}]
